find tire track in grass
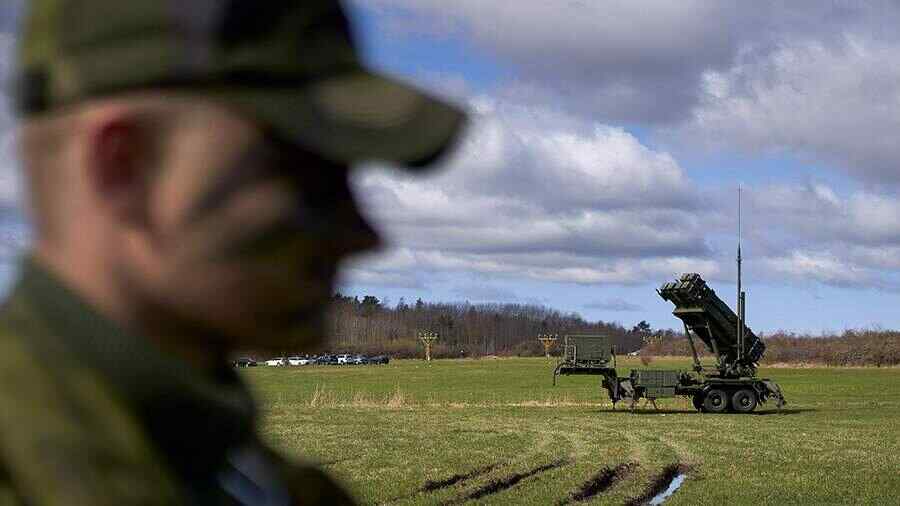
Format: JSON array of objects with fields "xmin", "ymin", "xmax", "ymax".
[
  {"xmin": 382, "ymin": 462, "xmax": 505, "ymax": 503},
  {"xmin": 443, "ymin": 458, "xmax": 571, "ymax": 504},
  {"xmin": 557, "ymin": 462, "xmax": 638, "ymax": 505},
  {"xmin": 421, "ymin": 463, "xmax": 503, "ymax": 492},
  {"xmin": 624, "ymin": 463, "xmax": 689, "ymax": 506},
  {"xmin": 614, "ymin": 426, "xmax": 691, "ymax": 505}
]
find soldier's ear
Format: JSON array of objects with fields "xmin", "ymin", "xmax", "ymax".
[{"xmin": 86, "ymin": 109, "xmax": 153, "ymax": 228}]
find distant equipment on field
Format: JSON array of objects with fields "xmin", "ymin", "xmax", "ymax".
[
  {"xmin": 553, "ymin": 277, "xmax": 786, "ymax": 413},
  {"xmin": 553, "ymin": 334, "xmax": 615, "ymax": 378},
  {"xmin": 554, "ymin": 189, "xmax": 786, "ymax": 412}
]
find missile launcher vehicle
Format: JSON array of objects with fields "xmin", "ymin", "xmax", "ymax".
[{"xmin": 554, "ymin": 274, "xmax": 786, "ymax": 413}]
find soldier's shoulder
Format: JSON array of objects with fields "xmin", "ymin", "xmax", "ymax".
[
  {"xmin": 0, "ymin": 322, "xmax": 182, "ymax": 505},
  {"xmin": 0, "ymin": 317, "xmax": 68, "ymax": 411},
  {"xmin": 0, "ymin": 461, "xmax": 26, "ymax": 505}
]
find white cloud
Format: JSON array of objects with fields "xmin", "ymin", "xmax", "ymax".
[
  {"xmin": 683, "ymin": 35, "xmax": 900, "ymax": 185},
  {"xmin": 358, "ymin": 1, "xmax": 900, "ymax": 129},
  {"xmin": 743, "ymin": 183, "xmax": 900, "ymax": 250},
  {"xmin": 763, "ymin": 250, "xmax": 877, "ymax": 288},
  {"xmin": 846, "ymin": 193, "xmax": 900, "ymax": 243},
  {"xmin": 357, "ymin": 1, "xmax": 900, "ymax": 187},
  {"xmin": 847, "ymin": 246, "xmax": 900, "ymax": 271},
  {"xmin": 723, "ymin": 183, "xmax": 899, "ymax": 289},
  {"xmin": 347, "ymin": 82, "xmax": 899, "ymax": 293},
  {"xmin": 348, "ymin": 93, "xmax": 714, "ymax": 287},
  {"xmin": 348, "ymin": 163, "xmax": 899, "ymax": 293},
  {"xmin": 359, "ymin": 0, "xmax": 743, "ymax": 123},
  {"xmin": 347, "ymin": 245, "xmax": 722, "ymax": 288}
]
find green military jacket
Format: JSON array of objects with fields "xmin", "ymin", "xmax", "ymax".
[{"xmin": 0, "ymin": 258, "xmax": 354, "ymax": 505}]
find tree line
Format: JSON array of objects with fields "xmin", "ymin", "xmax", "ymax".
[
  {"xmin": 247, "ymin": 293, "xmax": 899, "ymax": 367},
  {"xmin": 640, "ymin": 328, "xmax": 900, "ymax": 367},
  {"xmin": 328, "ymin": 294, "xmax": 900, "ymax": 366},
  {"xmin": 322, "ymin": 294, "xmax": 646, "ymax": 358}
]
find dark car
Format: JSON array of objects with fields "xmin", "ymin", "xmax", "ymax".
[
  {"xmin": 315, "ymin": 354, "xmax": 337, "ymax": 365},
  {"xmin": 351, "ymin": 354, "xmax": 368, "ymax": 365},
  {"xmin": 233, "ymin": 357, "xmax": 257, "ymax": 368},
  {"xmin": 369, "ymin": 355, "xmax": 390, "ymax": 365}
]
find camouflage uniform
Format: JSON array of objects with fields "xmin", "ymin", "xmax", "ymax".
[
  {"xmin": 0, "ymin": 258, "xmax": 355, "ymax": 505},
  {"xmin": 4, "ymin": 1, "xmax": 465, "ymax": 504}
]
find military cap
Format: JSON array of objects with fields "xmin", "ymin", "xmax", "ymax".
[{"xmin": 17, "ymin": 0, "xmax": 466, "ymax": 167}]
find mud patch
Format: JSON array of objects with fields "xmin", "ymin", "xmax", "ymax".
[
  {"xmin": 422, "ymin": 463, "xmax": 501, "ymax": 492},
  {"xmin": 624, "ymin": 464, "xmax": 690, "ymax": 506},
  {"xmin": 649, "ymin": 473, "xmax": 685, "ymax": 505},
  {"xmin": 446, "ymin": 459, "xmax": 570, "ymax": 504},
  {"xmin": 558, "ymin": 462, "xmax": 637, "ymax": 504}
]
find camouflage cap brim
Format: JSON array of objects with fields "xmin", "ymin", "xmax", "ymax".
[{"xmin": 213, "ymin": 69, "xmax": 467, "ymax": 168}]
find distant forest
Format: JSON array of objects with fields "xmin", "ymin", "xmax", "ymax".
[
  {"xmin": 324, "ymin": 294, "xmax": 646, "ymax": 358},
  {"xmin": 313, "ymin": 294, "xmax": 900, "ymax": 367},
  {"xmin": 643, "ymin": 328, "xmax": 900, "ymax": 367}
]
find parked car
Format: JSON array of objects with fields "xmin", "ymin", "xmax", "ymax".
[
  {"xmin": 233, "ymin": 357, "xmax": 257, "ymax": 368},
  {"xmin": 315, "ymin": 354, "xmax": 337, "ymax": 365},
  {"xmin": 336, "ymin": 354, "xmax": 352, "ymax": 365},
  {"xmin": 369, "ymin": 355, "xmax": 390, "ymax": 365},
  {"xmin": 288, "ymin": 356, "xmax": 311, "ymax": 366},
  {"xmin": 351, "ymin": 355, "xmax": 368, "ymax": 365},
  {"xmin": 265, "ymin": 357, "xmax": 286, "ymax": 367}
]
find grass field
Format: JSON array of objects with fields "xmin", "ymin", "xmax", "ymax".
[{"xmin": 244, "ymin": 357, "xmax": 900, "ymax": 505}]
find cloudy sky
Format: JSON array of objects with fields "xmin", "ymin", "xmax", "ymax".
[{"xmin": 1, "ymin": 2, "xmax": 899, "ymax": 333}]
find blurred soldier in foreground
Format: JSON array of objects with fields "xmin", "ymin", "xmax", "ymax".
[{"xmin": 0, "ymin": 1, "xmax": 465, "ymax": 504}]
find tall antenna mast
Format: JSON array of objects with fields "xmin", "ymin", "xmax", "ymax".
[{"xmin": 736, "ymin": 185, "xmax": 744, "ymax": 361}]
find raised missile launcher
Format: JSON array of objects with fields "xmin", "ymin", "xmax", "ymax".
[
  {"xmin": 652, "ymin": 273, "xmax": 785, "ymax": 412},
  {"xmin": 553, "ymin": 274, "xmax": 786, "ymax": 413},
  {"xmin": 658, "ymin": 273, "xmax": 763, "ymax": 378}
]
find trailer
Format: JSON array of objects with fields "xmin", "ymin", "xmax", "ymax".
[
  {"xmin": 552, "ymin": 334, "xmax": 620, "ymax": 401},
  {"xmin": 554, "ymin": 274, "xmax": 786, "ymax": 413}
]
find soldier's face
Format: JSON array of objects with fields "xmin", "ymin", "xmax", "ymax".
[{"xmin": 133, "ymin": 103, "xmax": 379, "ymax": 350}]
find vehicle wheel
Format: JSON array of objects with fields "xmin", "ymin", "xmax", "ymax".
[
  {"xmin": 731, "ymin": 389, "xmax": 758, "ymax": 413},
  {"xmin": 692, "ymin": 393, "xmax": 705, "ymax": 412},
  {"xmin": 703, "ymin": 389, "xmax": 729, "ymax": 413}
]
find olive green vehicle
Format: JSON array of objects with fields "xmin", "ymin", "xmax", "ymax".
[{"xmin": 554, "ymin": 274, "xmax": 786, "ymax": 413}]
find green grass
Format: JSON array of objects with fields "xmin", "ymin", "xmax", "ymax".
[{"xmin": 245, "ymin": 358, "xmax": 900, "ymax": 505}]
